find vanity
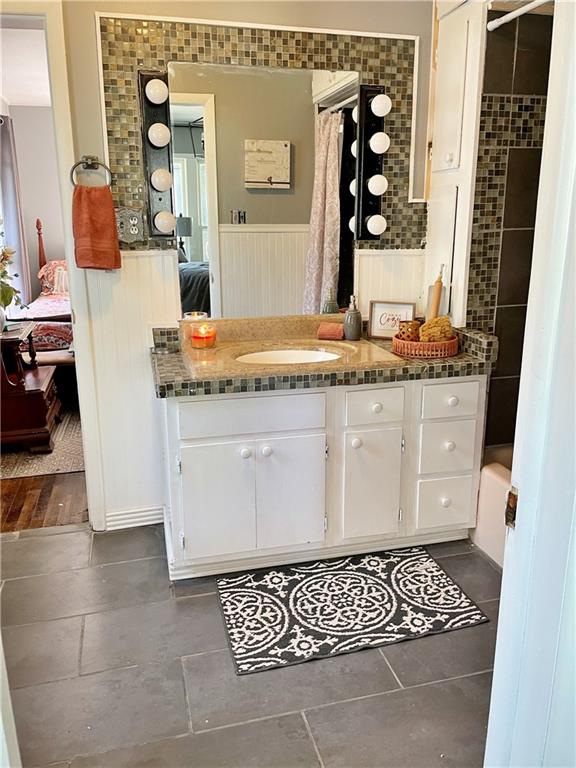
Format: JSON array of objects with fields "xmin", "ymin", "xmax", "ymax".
[{"xmin": 153, "ymin": 317, "xmax": 497, "ymax": 580}]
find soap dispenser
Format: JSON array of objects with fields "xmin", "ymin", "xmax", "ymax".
[{"xmin": 344, "ymin": 295, "xmax": 362, "ymax": 341}]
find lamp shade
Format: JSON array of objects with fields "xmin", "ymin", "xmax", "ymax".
[{"xmin": 176, "ymin": 215, "xmax": 192, "ymax": 237}]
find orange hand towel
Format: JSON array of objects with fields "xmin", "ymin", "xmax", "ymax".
[
  {"xmin": 72, "ymin": 185, "xmax": 121, "ymax": 270},
  {"xmin": 317, "ymin": 322, "xmax": 344, "ymax": 340}
]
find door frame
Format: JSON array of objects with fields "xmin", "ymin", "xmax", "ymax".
[
  {"xmin": 484, "ymin": 1, "xmax": 575, "ymax": 764},
  {"xmin": 1, "ymin": 0, "xmax": 107, "ymax": 530},
  {"xmin": 169, "ymin": 92, "xmax": 221, "ymax": 317}
]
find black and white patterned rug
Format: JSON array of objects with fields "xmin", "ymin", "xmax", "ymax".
[{"xmin": 216, "ymin": 547, "xmax": 488, "ymax": 674}]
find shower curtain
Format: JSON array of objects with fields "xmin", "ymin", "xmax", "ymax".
[
  {"xmin": 303, "ymin": 111, "xmax": 341, "ymax": 314},
  {"xmin": 0, "ymin": 115, "xmax": 31, "ymax": 307}
]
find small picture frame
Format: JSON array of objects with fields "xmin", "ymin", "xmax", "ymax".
[{"xmin": 368, "ymin": 300, "xmax": 416, "ymax": 339}]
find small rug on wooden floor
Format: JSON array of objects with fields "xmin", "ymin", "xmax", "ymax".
[
  {"xmin": 0, "ymin": 411, "xmax": 84, "ymax": 479},
  {"xmin": 216, "ymin": 547, "xmax": 488, "ymax": 674}
]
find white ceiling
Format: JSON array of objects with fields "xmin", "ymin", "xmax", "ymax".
[
  {"xmin": 170, "ymin": 103, "xmax": 204, "ymax": 126},
  {"xmin": 0, "ymin": 28, "xmax": 51, "ymax": 107}
]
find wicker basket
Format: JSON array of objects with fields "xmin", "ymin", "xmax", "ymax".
[{"xmin": 392, "ymin": 334, "xmax": 459, "ymax": 359}]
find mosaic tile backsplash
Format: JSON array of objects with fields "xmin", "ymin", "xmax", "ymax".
[{"xmin": 98, "ymin": 16, "xmax": 426, "ymax": 250}]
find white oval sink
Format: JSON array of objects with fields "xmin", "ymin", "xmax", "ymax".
[{"xmin": 236, "ymin": 349, "xmax": 341, "ymax": 365}]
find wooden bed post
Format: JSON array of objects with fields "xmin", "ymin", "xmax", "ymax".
[{"xmin": 36, "ymin": 218, "xmax": 47, "ymax": 269}]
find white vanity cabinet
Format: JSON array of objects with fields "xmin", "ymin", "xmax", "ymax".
[
  {"xmin": 414, "ymin": 380, "xmax": 485, "ymax": 533},
  {"xmin": 162, "ymin": 376, "xmax": 487, "ymax": 579}
]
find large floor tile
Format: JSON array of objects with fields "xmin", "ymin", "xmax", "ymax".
[
  {"xmin": 171, "ymin": 575, "xmax": 218, "ymax": 597},
  {"xmin": 71, "ymin": 714, "xmax": 320, "ymax": 768},
  {"xmin": 182, "ymin": 647, "xmax": 399, "ymax": 731},
  {"xmin": 426, "ymin": 539, "xmax": 475, "ymax": 558},
  {"xmin": 0, "ymin": 531, "xmax": 91, "ymax": 579},
  {"xmin": 1, "ymin": 557, "xmax": 170, "ymax": 626},
  {"xmin": 90, "ymin": 525, "xmax": 165, "ymax": 565},
  {"xmin": 436, "ymin": 552, "xmax": 501, "ymax": 603},
  {"xmin": 382, "ymin": 600, "xmax": 499, "ymax": 686},
  {"xmin": 2, "ymin": 616, "xmax": 82, "ymax": 689},
  {"xmin": 12, "ymin": 660, "xmax": 188, "ymax": 766},
  {"xmin": 306, "ymin": 672, "xmax": 492, "ymax": 768},
  {"xmin": 81, "ymin": 594, "xmax": 227, "ymax": 674}
]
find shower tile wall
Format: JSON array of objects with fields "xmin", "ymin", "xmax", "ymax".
[{"xmin": 468, "ymin": 11, "xmax": 552, "ymax": 446}]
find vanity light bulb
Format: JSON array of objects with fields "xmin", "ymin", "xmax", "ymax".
[
  {"xmin": 148, "ymin": 122, "xmax": 171, "ymax": 148},
  {"xmin": 349, "ymin": 179, "xmax": 357, "ymax": 197},
  {"xmin": 348, "ymin": 216, "xmax": 356, "ymax": 233},
  {"xmin": 370, "ymin": 93, "xmax": 392, "ymax": 117},
  {"xmin": 352, "ymin": 105, "xmax": 358, "ymax": 123},
  {"xmin": 367, "ymin": 174, "xmax": 389, "ymax": 196},
  {"xmin": 366, "ymin": 214, "xmax": 387, "ymax": 235},
  {"xmin": 145, "ymin": 78, "xmax": 169, "ymax": 105},
  {"xmin": 369, "ymin": 132, "xmax": 390, "ymax": 154},
  {"xmin": 150, "ymin": 168, "xmax": 173, "ymax": 192},
  {"xmin": 351, "ymin": 140, "xmax": 357, "ymax": 158},
  {"xmin": 154, "ymin": 210, "xmax": 176, "ymax": 234}
]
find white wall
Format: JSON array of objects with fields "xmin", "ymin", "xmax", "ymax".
[{"xmin": 11, "ymin": 105, "xmax": 66, "ymax": 297}]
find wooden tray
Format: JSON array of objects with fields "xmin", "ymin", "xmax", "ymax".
[{"xmin": 392, "ymin": 334, "xmax": 459, "ymax": 359}]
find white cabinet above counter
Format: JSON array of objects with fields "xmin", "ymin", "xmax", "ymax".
[{"xmin": 160, "ymin": 376, "xmax": 487, "ymax": 580}]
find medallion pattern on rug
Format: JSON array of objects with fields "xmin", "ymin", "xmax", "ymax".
[{"xmin": 216, "ymin": 547, "xmax": 488, "ymax": 674}]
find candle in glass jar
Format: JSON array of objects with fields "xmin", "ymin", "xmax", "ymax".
[{"xmin": 190, "ymin": 322, "xmax": 216, "ymax": 349}]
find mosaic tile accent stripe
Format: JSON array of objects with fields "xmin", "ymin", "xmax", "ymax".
[
  {"xmin": 510, "ymin": 96, "xmax": 547, "ymax": 148},
  {"xmin": 98, "ymin": 16, "xmax": 426, "ymax": 250}
]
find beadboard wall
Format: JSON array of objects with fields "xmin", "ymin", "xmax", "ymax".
[
  {"xmin": 219, "ymin": 225, "xmax": 309, "ymax": 317},
  {"xmin": 354, "ymin": 249, "xmax": 426, "ymax": 318},
  {"xmin": 84, "ymin": 249, "xmax": 180, "ymax": 530}
]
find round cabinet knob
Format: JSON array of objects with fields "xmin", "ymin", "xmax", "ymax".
[
  {"xmin": 371, "ymin": 402, "xmax": 383, "ymax": 414},
  {"xmin": 239, "ymin": 447, "xmax": 252, "ymax": 459},
  {"xmin": 351, "ymin": 437, "xmax": 363, "ymax": 449},
  {"xmin": 444, "ymin": 440, "xmax": 456, "ymax": 452},
  {"xmin": 447, "ymin": 395, "xmax": 460, "ymax": 408},
  {"xmin": 440, "ymin": 497, "xmax": 452, "ymax": 508},
  {"xmin": 261, "ymin": 445, "xmax": 273, "ymax": 457}
]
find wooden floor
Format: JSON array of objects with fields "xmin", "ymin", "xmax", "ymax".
[{"xmin": 1, "ymin": 472, "xmax": 88, "ymax": 532}]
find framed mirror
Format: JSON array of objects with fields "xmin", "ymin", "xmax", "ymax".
[{"xmin": 168, "ymin": 62, "xmax": 360, "ymax": 319}]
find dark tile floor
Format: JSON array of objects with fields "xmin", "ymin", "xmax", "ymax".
[{"xmin": 0, "ymin": 526, "xmax": 501, "ymax": 768}]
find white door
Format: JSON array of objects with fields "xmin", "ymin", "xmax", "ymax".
[
  {"xmin": 180, "ymin": 440, "xmax": 256, "ymax": 558},
  {"xmin": 255, "ymin": 434, "xmax": 326, "ymax": 549},
  {"xmin": 342, "ymin": 427, "xmax": 403, "ymax": 539}
]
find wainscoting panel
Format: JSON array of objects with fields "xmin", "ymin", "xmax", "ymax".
[
  {"xmin": 84, "ymin": 249, "xmax": 180, "ymax": 529},
  {"xmin": 354, "ymin": 248, "xmax": 426, "ymax": 318},
  {"xmin": 219, "ymin": 225, "xmax": 309, "ymax": 317}
]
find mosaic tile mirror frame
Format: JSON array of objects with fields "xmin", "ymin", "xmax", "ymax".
[{"xmin": 97, "ymin": 15, "xmax": 427, "ymax": 250}]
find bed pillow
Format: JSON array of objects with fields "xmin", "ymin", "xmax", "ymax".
[
  {"xmin": 30, "ymin": 322, "xmax": 73, "ymax": 351},
  {"xmin": 38, "ymin": 260, "xmax": 69, "ymax": 295}
]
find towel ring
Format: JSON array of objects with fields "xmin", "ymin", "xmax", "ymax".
[{"xmin": 70, "ymin": 155, "xmax": 113, "ymax": 187}]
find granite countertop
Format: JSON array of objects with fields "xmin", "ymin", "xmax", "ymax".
[{"xmin": 151, "ymin": 315, "xmax": 498, "ymax": 399}]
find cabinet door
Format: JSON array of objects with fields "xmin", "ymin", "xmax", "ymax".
[
  {"xmin": 255, "ymin": 434, "xmax": 326, "ymax": 549},
  {"xmin": 431, "ymin": 10, "xmax": 470, "ymax": 172},
  {"xmin": 180, "ymin": 441, "xmax": 256, "ymax": 558},
  {"xmin": 343, "ymin": 427, "xmax": 403, "ymax": 539}
]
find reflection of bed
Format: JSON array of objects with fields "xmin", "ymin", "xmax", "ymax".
[
  {"xmin": 17, "ymin": 220, "xmax": 73, "ymax": 351},
  {"xmin": 179, "ymin": 261, "xmax": 211, "ymax": 315}
]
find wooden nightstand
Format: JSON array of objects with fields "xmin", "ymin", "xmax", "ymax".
[{"xmin": 1, "ymin": 322, "xmax": 62, "ymax": 452}]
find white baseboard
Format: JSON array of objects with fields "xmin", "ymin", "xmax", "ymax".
[{"xmin": 105, "ymin": 506, "xmax": 165, "ymax": 530}]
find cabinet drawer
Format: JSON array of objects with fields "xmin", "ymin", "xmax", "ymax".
[
  {"xmin": 346, "ymin": 387, "xmax": 404, "ymax": 427},
  {"xmin": 416, "ymin": 475, "xmax": 474, "ymax": 530},
  {"xmin": 178, "ymin": 393, "xmax": 325, "ymax": 440},
  {"xmin": 419, "ymin": 420, "xmax": 476, "ymax": 474},
  {"xmin": 421, "ymin": 380, "xmax": 480, "ymax": 419}
]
